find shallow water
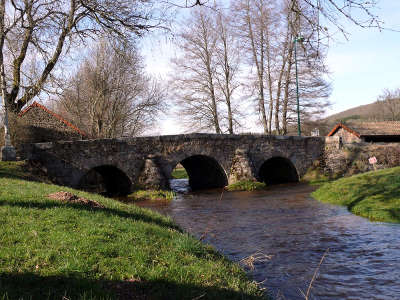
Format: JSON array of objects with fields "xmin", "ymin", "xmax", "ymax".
[{"xmin": 137, "ymin": 180, "xmax": 400, "ymax": 300}]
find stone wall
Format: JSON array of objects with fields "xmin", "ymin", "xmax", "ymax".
[
  {"xmin": 331, "ymin": 127, "xmax": 361, "ymax": 144},
  {"xmin": 23, "ymin": 133, "xmax": 400, "ymax": 194},
  {"xmin": 16, "ymin": 106, "xmax": 84, "ymax": 144},
  {"xmin": 1, "ymin": 106, "xmax": 84, "ymax": 157},
  {"xmin": 322, "ymin": 136, "xmax": 400, "ymax": 177},
  {"xmin": 25, "ymin": 134, "xmax": 325, "ymax": 194}
]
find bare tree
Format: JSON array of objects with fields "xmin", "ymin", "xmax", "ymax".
[
  {"xmin": 170, "ymin": 8, "xmax": 222, "ymax": 133},
  {"xmin": 170, "ymin": 5, "xmax": 244, "ymax": 134},
  {"xmin": 376, "ymin": 88, "xmax": 400, "ymax": 121},
  {"xmin": 280, "ymin": 3, "xmax": 331, "ymax": 133},
  {"xmin": 288, "ymin": 0, "xmax": 385, "ymax": 43},
  {"xmin": 57, "ymin": 40, "xmax": 165, "ymax": 138},
  {"xmin": 233, "ymin": 0, "xmax": 330, "ymax": 135},
  {"xmin": 233, "ymin": 0, "xmax": 275, "ymax": 134},
  {"xmin": 0, "ymin": 0, "xmax": 168, "ymax": 115},
  {"xmin": 214, "ymin": 8, "xmax": 242, "ymax": 134}
]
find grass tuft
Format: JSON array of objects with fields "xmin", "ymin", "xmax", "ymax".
[
  {"xmin": 302, "ymin": 168, "xmax": 331, "ymax": 186},
  {"xmin": 225, "ymin": 181, "xmax": 267, "ymax": 192},
  {"xmin": 123, "ymin": 190, "xmax": 175, "ymax": 202},
  {"xmin": 312, "ymin": 167, "xmax": 400, "ymax": 223}
]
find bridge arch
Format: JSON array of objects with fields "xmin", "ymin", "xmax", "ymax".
[
  {"xmin": 78, "ymin": 165, "xmax": 132, "ymax": 196},
  {"xmin": 173, "ymin": 155, "xmax": 228, "ymax": 190},
  {"xmin": 258, "ymin": 156, "xmax": 299, "ymax": 184}
]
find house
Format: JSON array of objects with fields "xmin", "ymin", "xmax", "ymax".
[
  {"xmin": 327, "ymin": 121, "xmax": 400, "ymax": 143},
  {"xmin": 15, "ymin": 101, "xmax": 85, "ymax": 144}
]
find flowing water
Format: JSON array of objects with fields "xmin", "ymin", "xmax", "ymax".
[{"xmin": 136, "ymin": 179, "xmax": 400, "ymax": 300}]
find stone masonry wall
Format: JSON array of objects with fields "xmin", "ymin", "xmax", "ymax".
[
  {"xmin": 332, "ymin": 127, "xmax": 361, "ymax": 144},
  {"xmin": 16, "ymin": 106, "xmax": 83, "ymax": 144},
  {"xmin": 322, "ymin": 136, "xmax": 400, "ymax": 177},
  {"xmin": 25, "ymin": 134, "xmax": 325, "ymax": 192}
]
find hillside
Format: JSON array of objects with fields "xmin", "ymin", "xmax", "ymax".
[
  {"xmin": 325, "ymin": 102, "xmax": 379, "ymax": 123},
  {"xmin": 280, "ymin": 99, "xmax": 400, "ymax": 137},
  {"xmin": 325, "ymin": 98, "xmax": 400, "ymax": 124}
]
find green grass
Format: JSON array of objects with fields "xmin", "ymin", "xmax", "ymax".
[
  {"xmin": 0, "ymin": 162, "xmax": 266, "ymax": 300},
  {"xmin": 122, "ymin": 190, "xmax": 175, "ymax": 202},
  {"xmin": 0, "ymin": 161, "xmax": 35, "ymax": 180},
  {"xmin": 302, "ymin": 168, "xmax": 332, "ymax": 186},
  {"xmin": 171, "ymin": 168, "xmax": 188, "ymax": 179},
  {"xmin": 225, "ymin": 181, "xmax": 267, "ymax": 192},
  {"xmin": 312, "ymin": 167, "xmax": 400, "ymax": 223}
]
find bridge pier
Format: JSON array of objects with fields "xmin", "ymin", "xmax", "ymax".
[
  {"xmin": 228, "ymin": 149, "xmax": 257, "ymax": 184},
  {"xmin": 137, "ymin": 155, "xmax": 169, "ymax": 190}
]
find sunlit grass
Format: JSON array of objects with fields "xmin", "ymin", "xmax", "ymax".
[
  {"xmin": 125, "ymin": 189, "xmax": 175, "ymax": 202},
  {"xmin": 225, "ymin": 181, "xmax": 267, "ymax": 192},
  {"xmin": 171, "ymin": 167, "xmax": 188, "ymax": 179},
  {"xmin": 0, "ymin": 161, "xmax": 266, "ymax": 299},
  {"xmin": 312, "ymin": 167, "xmax": 400, "ymax": 223},
  {"xmin": 302, "ymin": 168, "xmax": 331, "ymax": 186}
]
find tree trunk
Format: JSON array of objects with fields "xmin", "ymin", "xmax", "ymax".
[{"xmin": 282, "ymin": 45, "xmax": 294, "ymax": 135}]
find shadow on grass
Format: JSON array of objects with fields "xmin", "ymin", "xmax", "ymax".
[
  {"xmin": 0, "ymin": 272, "xmax": 265, "ymax": 300},
  {"xmin": 0, "ymin": 199, "xmax": 181, "ymax": 232},
  {"xmin": 0, "ymin": 167, "xmax": 31, "ymax": 181},
  {"xmin": 0, "ymin": 162, "xmax": 49, "ymax": 183}
]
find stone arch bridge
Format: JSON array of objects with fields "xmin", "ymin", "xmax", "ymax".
[{"xmin": 25, "ymin": 134, "xmax": 328, "ymax": 195}]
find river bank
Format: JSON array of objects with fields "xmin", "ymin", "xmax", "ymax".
[
  {"xmin": 0, "ymin": 162, "xmax": 265, "ymax": 299},
  {"xmin": 312, "ymin": 166, "xmax": 400, "ymax": 223}
]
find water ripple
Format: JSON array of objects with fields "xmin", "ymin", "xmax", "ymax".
[{"xmin": 137, "ymin": 182, "xmax": 400, "ymax": 300}]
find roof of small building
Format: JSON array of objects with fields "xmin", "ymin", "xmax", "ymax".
[
  {"xmin": 19, "ymin": 101, "xmax": 86, "ymax": 136},
  {"xmin": 327, "ymin": 121, "xmax": 400, "ymax": 137}
]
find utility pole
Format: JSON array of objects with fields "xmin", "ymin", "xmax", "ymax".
[{"xmin": 294, "ymin": 36, "xmax": 304, "ymax": 137}]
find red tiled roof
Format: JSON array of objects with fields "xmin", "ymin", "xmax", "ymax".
[
  {"xmin": 327, "ymin": 121, "xmax": 400, "ymax": 137},
  {"xmin": 19, "ymin": 102, "xmax": 86, "ymax": 136},
  {"xmin": 327, "ymin": 123, "xmax": 360, "ymax": 137}
]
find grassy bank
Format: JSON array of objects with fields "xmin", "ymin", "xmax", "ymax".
[
  {"xmin": 312, "ymin": 167, "xmax": 400, "ymax": 223},
  {"xmin": 0, "ymin": 162, "xmax": 265, "ymax": 299},
  {"xmin": 225, "ymin": 181, "xmax": 267, "ymax": 192}
]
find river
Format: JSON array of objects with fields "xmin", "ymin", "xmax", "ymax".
[{"xmin": 136, "ymin": 179, "xmax": 400, "ymax": 300}]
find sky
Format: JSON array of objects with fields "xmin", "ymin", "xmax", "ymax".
[
  {"xmin": 142, "ymin": 0, "xmax": 400, "ymax": 134},
  {"xmin": 325, "ymin": 0, "xmax": 400, "ymax": 116}
]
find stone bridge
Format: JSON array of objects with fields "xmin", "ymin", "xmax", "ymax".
[{"xmin": 25, "ymin": 133, "xmax": 329, "ymax": 195}]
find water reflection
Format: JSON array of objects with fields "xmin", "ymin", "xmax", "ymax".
[{"xmin": 136, "ymin": 181, "xmax": 400, "ymax": 300}]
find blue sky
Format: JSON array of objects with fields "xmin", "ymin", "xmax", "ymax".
[
  {"xmin": 325, "ymin": 0, "xmax": 400, "ymax": 115},
  {"xmin": 142, "ymin": 0, "xmax": 400, "ymax": 134}
]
